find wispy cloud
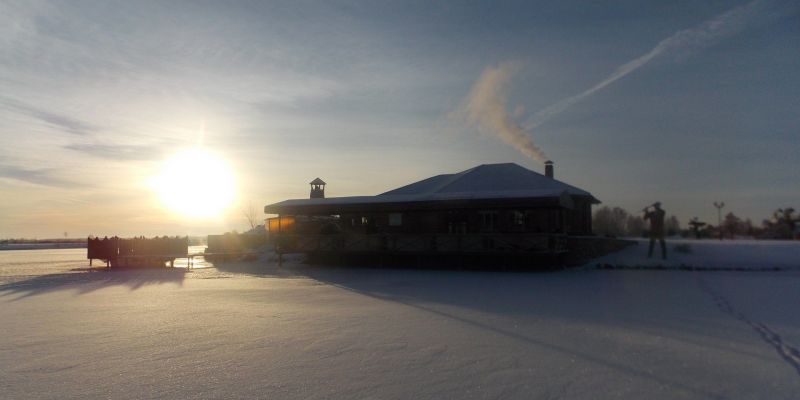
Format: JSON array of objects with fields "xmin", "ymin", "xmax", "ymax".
[
  {"xmin": 0, "ymin": 164, "xmax": 86, "ymax": 188},
  {"xmin": 523, "ymin": 0, "xmax": 796, "ymax": 131},
  {"xmin": 0, "ymin": 97, "xmax": 97, "ymax": 136},
  {"xmin": 64, "ymin": 143, "xmax": 162, "ymax": 161}
]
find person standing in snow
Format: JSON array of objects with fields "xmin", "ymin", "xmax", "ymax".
[{"xmin": 643, "ymin": 202, "xmax": 667, "ymax": 259}]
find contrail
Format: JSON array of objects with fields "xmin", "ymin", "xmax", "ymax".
[{"xmin": 524, "ymin": 0, "xmax": 796, "ymax": 131}]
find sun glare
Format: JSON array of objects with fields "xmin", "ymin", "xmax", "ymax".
[{"xmin": 151, "ymin": 148, "xmax": 237, "ymax": 218}]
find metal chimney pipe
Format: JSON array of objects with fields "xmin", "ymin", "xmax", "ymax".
[{"xmin": 545, "ymin": 160, "xmax": 554, "ymax": 179}]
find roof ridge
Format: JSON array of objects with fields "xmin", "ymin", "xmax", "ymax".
[
  {"xmin": 423, "ymin": 164, "xmax": 485, "ymax": 194},
  {"xmin": 432, "ymin": 164, "xmax": 491, "ymax": 193},
  {"xmin": 375, "ymin": 162, "xmax": 596, "ymax": 201}
]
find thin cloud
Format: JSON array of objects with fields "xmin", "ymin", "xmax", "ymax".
[
  {"xmin": 64, "ymin": 143, "xmax": 161, "ymax": 161},
  {"xmin": 524, "ymin": 0, "xmax": 797, "ymax": 131},
  {"xmin": 0, "ymin": 164, "xmax": 87, "ymax": 188},
  {"xmin": 0, "ymin": 97, "xmax": 97, "ymax": 136}
]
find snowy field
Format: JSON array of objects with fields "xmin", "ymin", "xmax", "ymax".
[
  {"xmin": 588, "ymin": 238, "xmax": 800, "ymax": 271},
  {"xmin": 1, "ymin": 242, "xmax": 799, "ymax": 399}
]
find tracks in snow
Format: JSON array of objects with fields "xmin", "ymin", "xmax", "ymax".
[{"xmin": 697, "ymin": 276, "xmax": 800, "ymax": 376}]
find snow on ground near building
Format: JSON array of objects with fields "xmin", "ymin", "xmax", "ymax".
[
  {"xmin": 1, "ymin": 245, "xmax": 799, "ymax": 399},
  {"xmin": 586, "ymin": 238, "xmax": 800, "ymax": 270}
]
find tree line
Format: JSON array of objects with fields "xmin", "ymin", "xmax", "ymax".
[{"xmin": 592, "ymin": 206, "xmax": 799, "ymax": 240}]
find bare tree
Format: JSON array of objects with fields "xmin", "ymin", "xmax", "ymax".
[
  {"xmin": 242, "ymin": 201, "xmax": 260, "ymax": 230},
  {"xmin": 722, "ymin": 212, "xmax": 744, "ymax": 239},
  {"xmin": 593, "ymin": 206, "xmax": 629, "ymax": 237},
  {"xmin": 762, "ymin": 207, "xmax": 798, "ymax": 239},
  {"xmin": 665, "ymin": 215, "xmax": 681, "ymax": 236},
  {"xmin": 626, "ymin": 215, "xmax": 646, "ymax": 237}
]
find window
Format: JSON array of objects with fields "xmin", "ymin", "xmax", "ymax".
[
  {"xmin": 479, "ymin": 211, "xmax": 498, "ymax": 232},
  {"xmin": 389, "ymin": 213, "xmax": 402, "ymax": 226},
  {"xmin": 513, "ymin": 210, "xmax": 525, "ymax": 227}
]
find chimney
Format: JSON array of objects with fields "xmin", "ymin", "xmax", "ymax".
[
  {"xmin": 309, "ymin": 177, "xmax": 326, "ymax": 199},
  {"xmin": 544, "ymin": 160, "xmax": 554, "ymax": 179}
]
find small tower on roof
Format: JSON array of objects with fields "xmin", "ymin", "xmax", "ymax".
[{"xmin": 310, "ymin": 177, "xmax": 326, "ymax": 199}]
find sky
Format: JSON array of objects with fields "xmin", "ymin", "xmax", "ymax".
[{"xmin": 0, "ymin": 0, "xmax": 798, "ymax": 238}]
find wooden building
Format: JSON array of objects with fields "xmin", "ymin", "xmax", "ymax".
[{"xmin": 264, "ymin": 163, "xmax": 601, "ymax": 260}]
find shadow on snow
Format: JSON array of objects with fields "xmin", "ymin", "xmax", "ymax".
[{"xmin": 0, "ymin": 267, "xmax": 186, "ymax": 300}]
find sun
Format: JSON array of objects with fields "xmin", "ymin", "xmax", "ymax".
[{"xmin": 150, "ymin": 148, "xmax": 237, "ymax": 218}]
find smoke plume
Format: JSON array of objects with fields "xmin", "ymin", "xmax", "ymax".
[
  {"xmin": 461, "ymin": 62, "xmax": 548, "ymax": 162},
  {"xmin": 524, "ymin": 0, "xmax": 794, "ymax": 131},
  {"xmin": 457, "ymin": 0, "xmax": 794, "ymax": 162}
]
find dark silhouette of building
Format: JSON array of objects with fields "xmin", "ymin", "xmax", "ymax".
[
  {"xmin": 309, "ymin": 177, "xmax": 326, "ymax": 199},
  {"xmin": 87, "ymin": 236, "xmax": 188, "ymax": 267},
  {"xmin": 265, "ymin": 163, "xmax": 606, "ymax": 262}
]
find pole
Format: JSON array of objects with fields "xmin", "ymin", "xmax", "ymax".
[{"xmin": 713, "ymin": 201, "xmax": 725, "ymax": 240}]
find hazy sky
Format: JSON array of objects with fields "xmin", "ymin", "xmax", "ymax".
[{"xmin": 1, "ymin": 0, "xmax": 798, "ymax": 238}]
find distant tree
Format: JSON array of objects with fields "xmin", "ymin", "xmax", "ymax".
[
  {"xmin": 705, "ymin": 224, "xmax": 720, "ymax": 240},
  {"xmin": 761, "ymin": 207, "xmax": 798, "ymax": 239},
  {"xmin": 626, "ymin": 215, "xmax": 646, "ymax": 237},
  {"xmin": 688, "ymin": 217, "xmax": 706, "ymax": 239},
  {"xmin": 593, "ymin": 206, "xmax": 629, "ymax": 237},
  {"xmin": 743, "ymin": 218, "xmax": 757, "ymax": 237},
  {"xmin": 775, "ymin": 208, "xmax": 798, "ymax": 232},
  {"xmin": 242, "ymin": 201, "xmax": 260, "ymax": 230},
  {"xmin": 665, "ymin": 215, "xmax": 680, "ymax": 236},
  {"xmin": 722, "ymin": 212, "xmax": 744, "ymax": 239}
]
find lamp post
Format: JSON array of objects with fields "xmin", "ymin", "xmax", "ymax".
[{"xmin": 713, "ymin": 201, "xmax": 725, "ymax": 240}]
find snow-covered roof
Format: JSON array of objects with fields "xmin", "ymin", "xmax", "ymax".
[
  {"xmin": 381, "ymin": 163, "xmax": 593, "ymax": 198},
  {"xmin": 265, "ymin": 163, "xmax": 599, "ymax": 212}
]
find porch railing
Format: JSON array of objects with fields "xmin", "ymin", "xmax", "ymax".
[{"xmin": 274, "ymin": 233, "xmax": 567, "ymax": 255}]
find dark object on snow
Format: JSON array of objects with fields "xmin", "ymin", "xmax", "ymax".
[
  {"xmin": 87, "ymin": 236, "xmax": 188, "ymax": 268},
  {"xmin": 643, "ymin": 202, "xmax": 667, "ymax": 259},
  {"xmin": 688, "ymin": 217, "xmax": 706, "ymax": 239},
  {"xmin": 262, "ymin": 163, "xmax": 629, "ymax": 268}
]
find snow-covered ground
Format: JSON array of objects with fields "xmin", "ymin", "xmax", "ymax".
[
  {"xmin": 1, "ymin": 243, "xmax": 799, "ymax": 399},
  {"xmin": 588, "ymin": 238, "xmax": 800, "ymax": 270}
]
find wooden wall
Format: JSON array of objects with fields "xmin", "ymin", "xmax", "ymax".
[
  {"xmin": 272, "ymin": 196, "xmax": 596, "ymax": 236},
  {"xmin": 337, "ymin": 207, "xmax": 586, "ymax": 235}
]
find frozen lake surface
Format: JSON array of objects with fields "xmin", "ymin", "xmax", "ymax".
[{"xmin": 1, "ymin": 243, "xmax": 799, "ymax": 399}]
